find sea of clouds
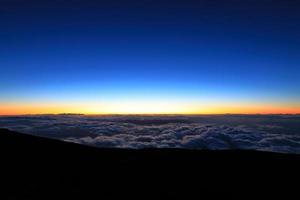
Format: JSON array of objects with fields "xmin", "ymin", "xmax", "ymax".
[{"xmin": 1, "ymin": 114, "xmax": 300, "ymax": 153}]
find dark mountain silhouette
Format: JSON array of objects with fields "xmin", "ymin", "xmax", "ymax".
[{"xmin": 0, "ymin": 128, "xmax": 299, "ymax": 199}]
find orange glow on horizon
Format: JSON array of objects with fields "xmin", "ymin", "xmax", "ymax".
[{"xmin": 0, "ymin": 101, "xmax": 300, "ymax": 115}]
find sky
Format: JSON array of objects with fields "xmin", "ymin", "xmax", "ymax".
[{"xmin": 0, "ymin": 0, "xmax": 300, "ymax": 115}]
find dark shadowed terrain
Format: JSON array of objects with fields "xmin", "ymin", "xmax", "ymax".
[{"xmin": 0, "ymin": 128, "xmax": 300, "ymax": 199}]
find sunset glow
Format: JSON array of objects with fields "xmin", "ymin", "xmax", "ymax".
[{"xmin": 1, "ymin": 101, "xmax": 299, "ymax": 115}]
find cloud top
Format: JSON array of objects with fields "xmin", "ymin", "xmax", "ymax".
[{"xmin": 1, "ymin": 115, "xmax": 300, "ymax": 154}]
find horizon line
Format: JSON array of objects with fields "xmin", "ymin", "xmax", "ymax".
[{"xmin": 1, "ymin": 112, "xmax": 300, "ymax": 116}]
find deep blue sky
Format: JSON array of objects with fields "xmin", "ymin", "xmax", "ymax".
[{"xmin": 0, "ymin": 0, "xmax": 300, "ymax": 114}]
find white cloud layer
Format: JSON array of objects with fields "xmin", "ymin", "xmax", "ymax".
[{"xmin": 1, "ymin": 115, "xmax": 300, "ymax": 153}]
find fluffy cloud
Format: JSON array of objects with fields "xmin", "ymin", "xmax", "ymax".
[{"xmin": 1, "ymin": 114, "xmax": 300, "ymax": 153}]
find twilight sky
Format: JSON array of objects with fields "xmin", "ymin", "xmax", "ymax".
[{"xmin": 1, "ymin": 0, "xmax": 300, "ymax": 114}]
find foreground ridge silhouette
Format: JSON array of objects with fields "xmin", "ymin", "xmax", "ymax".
[{"xmin": 0, "ymin": 128, "xmax": 299, "ymax": 199}]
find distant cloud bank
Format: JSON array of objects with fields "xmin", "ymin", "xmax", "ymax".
[{"xmin": 1, "ymin": 115, "xmax": 300, "ymax": 154}]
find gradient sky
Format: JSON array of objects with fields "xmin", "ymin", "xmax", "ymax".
[{"xmin": 1, "ymin": 0, "xmax": 300, "ymax": 114}]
